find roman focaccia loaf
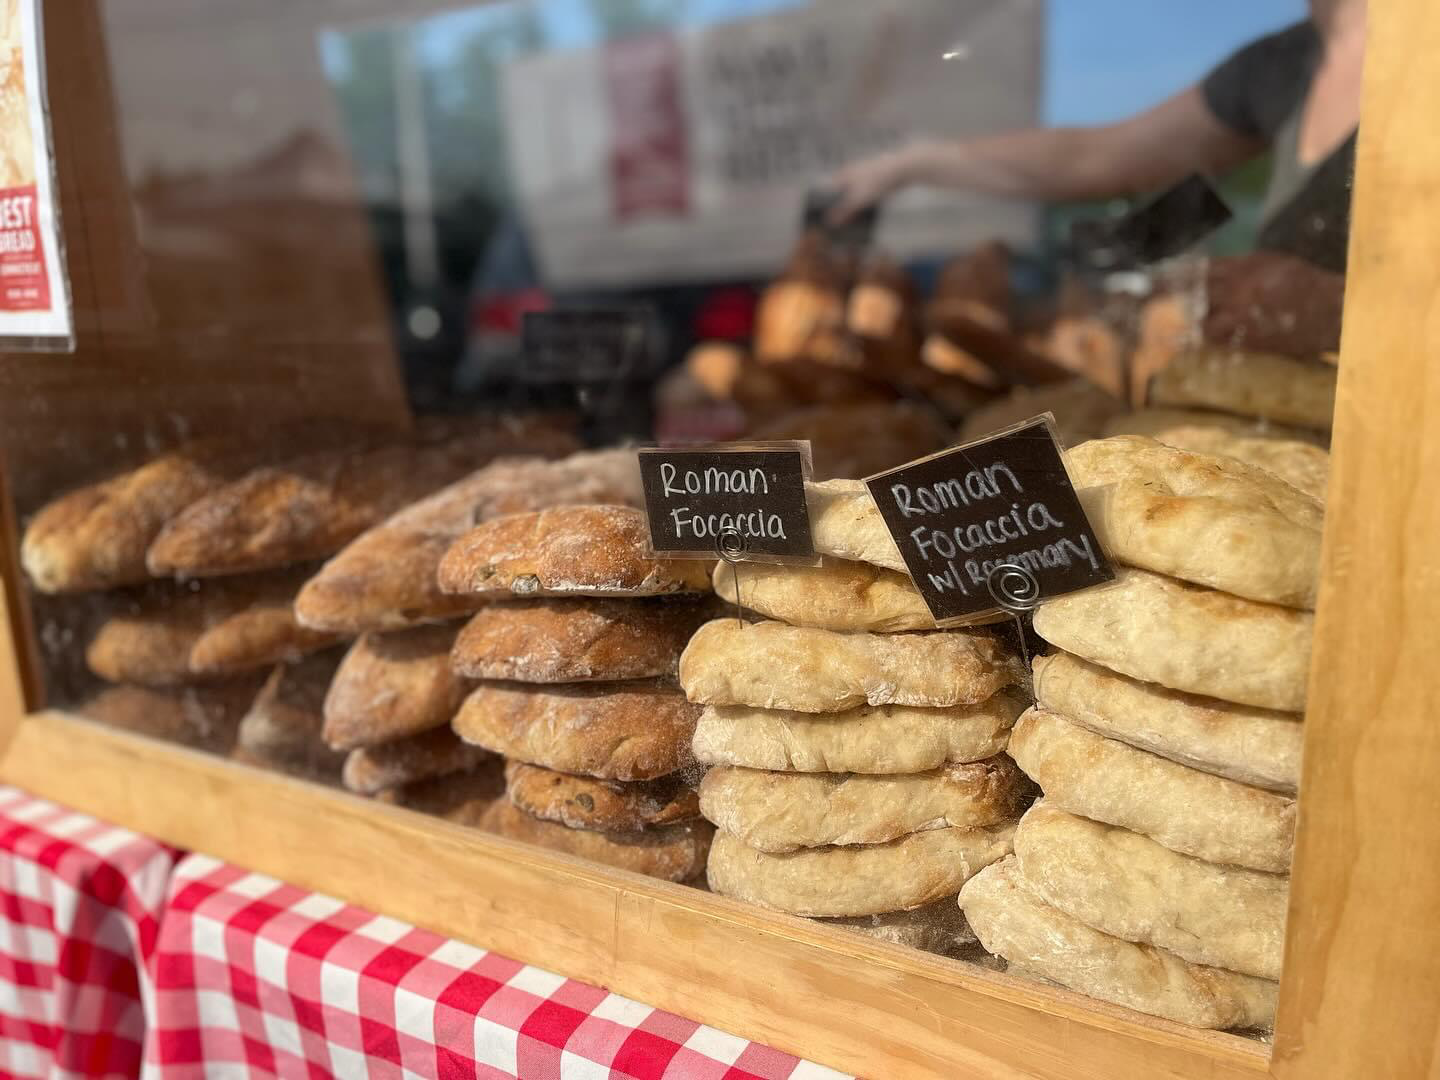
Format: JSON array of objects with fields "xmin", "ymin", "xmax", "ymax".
[
  {"xmin": 342, "ymin": 726, "xmax": 492, "ymax": 795},
  {"xmin": 504, "ymin": 762, "xmax": 700, "ymax": 832},
  {"xmin": 1066, "ymin": 436, "xmax": 1323, "ymax": 608},
  {"xmin": 235, "ymin": 652, "xmax": 348, "ymax": 782},
  {"xmin": 451, "ymin": 596, "xmax": 713, "ymax": 683},
  {"xmin": 804, "ymin": 479, "xmax": 906, "ymax": 572},
  {"xmin": 1150, "ymin": 347, "xmax": 1337, "ymax": 432},
  {"xmin": 1032, "ymin": 651, "xmax": 1301, "ymax": 793},
  {"xmin": 711, "ymin": 557, "xmax": 935, "ymax": 632},
  {"xmin": 1014, "ymin": 802, "xmax": 1288, "ymax": 979},
  {"xmin": 1032, "ymin": 567, "xmax": 1313, "ymax": 711},
  {"xmin": 452, "ymin": 680, "xmax": 699, "ymax": 781},
  {"xmin": 147, "ymin": 422, "xmax": 577, "ymax": 579},
  {"xmin": 698, "ymin": 757, "xmax": 1029, "ymax": 852},
  {"xmin": 294, "ymin": 448, "xmax": 642, "ymax": 635},
  {"xmin": 679, "ymin": 619, "xmax": 1017, "ymax": 713},
  {"xmin": 20, "ymin": 423, "xmax": 373, "ymax": 594},
  {"xmin": 707, "ymin": 823, "xmax": 1014, "ymax": 917},
  {"xmin": 1146, "ymin": 426, "xmax": 1329, "ymax": 500},
  {"xmin": 322, "ymin": 625, "xmax": 471, "ymax": 751},
  {"xmin": 438, "ymin": 505, "xmax": 712, "ymax": 597},
  {"xmin": 1008, "ymin": 708, "xmax": 1295, "ymax": 873},
  {"xmin": 481, "ymin": 801, "xmax": 713, "ymax": 883},
  {"xmin": 691, "ymin": 694, "xmax": 1023, "ymax": 774},
  {"xmin": 960, "ymin": 857, "xmax": 1277, "ymax": 1030}
]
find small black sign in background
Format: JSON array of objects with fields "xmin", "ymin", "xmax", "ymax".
[
  {"xmin": 638, "ymin": 444, "xmax": 816, "ymax": 562},
  {"xmin": 865, "ymin": 418, "xmax": 1113, "ymax": 623},
  {"xmin": 1067, "ymin": 174, "xmax": 1233, "ymax": 272},
  {"xmin": 521, "ymin": 309, "xmax": 655, "ymax": 384}
]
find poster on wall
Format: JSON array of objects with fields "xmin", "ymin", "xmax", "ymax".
[
  {"xmin": 501, "ymin": 0, "xmax": 1041, "ymax": 289},
  {"xmin": 0, "ymin": 0, "xmax": 70, "ymax": 348}
]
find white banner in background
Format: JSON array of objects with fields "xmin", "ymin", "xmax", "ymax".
[
  {"xmin": 0, "ymin": 0, "xmax": 69, "ymax": 345},
  {"xmin": 502, "ymin": 0, "xmax": 1042, "ymax": 289}
]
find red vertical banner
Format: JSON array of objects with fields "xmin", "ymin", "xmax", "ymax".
[
  {"xmin": 0, "ymin": 184, "xmax": 50, "ymax": 310},
  {"xmin": 604, "ymin": 32, "xmax": 690, "ymax": 220}
]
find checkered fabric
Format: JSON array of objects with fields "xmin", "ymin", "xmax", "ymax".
[
  {"xmin": 147, "ymin": 854, "xmax": 853, "ymax": 1080},
  {"xmin": 0, "ymin": 785, "xmax": 177, "ymax": 1080}
]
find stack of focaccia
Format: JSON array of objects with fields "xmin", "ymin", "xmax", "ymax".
[
  {"xmin": 436, "ymin": 504, "xmax": 717, "ymax": 883},
  {"xmin": 681, "ymin": 546, "xmax": 1029, "ymax": 957},
  {"xmin": 961, "ymin": 435, "xmax": 1320, "ymax": 1032}
]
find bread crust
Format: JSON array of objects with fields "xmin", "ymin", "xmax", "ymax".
[
  {"xmin": 692, "ymin": 695, "xmax": 1022, "ymax": 774},
  {"xmin": 805, "ymin": 479, "xmax": 906, "ymax": 572},
  {"xmin": 679, "ymin": 619, "xmax": 1018, "ymax": 713},
  {"xmin": 438, "ymin": 505, "xmax": 712, "ymax": 598},
  {"xmin": 960, "ymin": 857, "xmax": 1277, "ymax": 1030},
  {"xmin": 452, "ymin": 597, "xmax": 713, "ymax": 683},
  {"xmin": 1150, "ymin": 347, "xmax": 1336, "ymax": 431},
  {"xmin": 505, "ymin": 762, "xmax": 700, "ymax": 831},
  {"xmin": 453, "ymin": 680, "xmax": 699, "ymax": 781},
  {"xmin": 295, "ymin": 449, "xmax": 642, "ymax": 634},
  {"xmin": 1143, "ymin": 426, "xmax": 1329, "ymax": 500},
  {"xmin": 699, "ymin": 757, "xmax": 1029, "ymax": 852},
  {"xmin": 1008, "ymin": 708, "xmax": 1295, "ymax": 873},
  {"xmin": 322, "ymin": 625, "xmax": 471, "ymax": 751},
  {"xmin": 481, "ymin": 801, "xmax": 712, "ymax": 882},
  {"xmin": 1032, "ymin": 567, "xmax": 1312, "ymax": 711},
  {"xmin": 707, "ymin": 823, "xmax": 1014, "ymax": 917},
  {"xmin": 1067, "ymin": 436, "xmax": 1323, "ymax": 608}
]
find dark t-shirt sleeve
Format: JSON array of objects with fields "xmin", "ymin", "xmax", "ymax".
[{"xmin": 1202, "ymin": 21, "xmax": 1320, "ymax": 141}]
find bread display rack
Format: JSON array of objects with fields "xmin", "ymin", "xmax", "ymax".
[{"xmin": 0, "ymin": 4, "xmax": 1437, "ymax": 1078}]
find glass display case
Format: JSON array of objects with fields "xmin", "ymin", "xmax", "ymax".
[{"xmin": 0, "ymin": 2, "xmax": 1425, "ymax": 1077}]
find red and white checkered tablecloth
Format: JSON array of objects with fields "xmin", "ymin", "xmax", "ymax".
[
  {"xmin": 146, "ymin": 854, "xmax": 854, "ymax": 1080},
  {"xmin": 0, "ymin": 785, "xmax": 177, "ymax": 1080}
]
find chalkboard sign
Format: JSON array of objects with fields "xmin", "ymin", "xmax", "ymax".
[
  {"xmin": 865, "ymin": 417, "xmax": 1113, "ymax": 623},
  {"xmin": 1068, "ymin": 174, "xmax": 1233, "ymax": 272},
  {"xmin": 521, "ymin": 309, "xmax": 655, "ymax": 384},
  {"xmin": 638, "ymin": 443, "xmax": 817, "ymax": 562},
  {"xmin": 802, "ymin": 188, "xmax": 879, "ymax": 256}
]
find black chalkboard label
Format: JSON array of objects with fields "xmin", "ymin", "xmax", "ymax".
[
  {"xmin": 802, "ymin": 188, "xmax": 879, "ymax": 254},
  {"xmin": 865, "ymin": 417, "xmax": 1113, "ymax": 623},
  {"xmin": 638, "ymin": 443, "xmax": 816, "ymax": 562},
  {"xmin": 521, "ymin": 309, "xmax": 654, "ymax": 384},
  {"xmin": 1068, "ymin": 174, "xmax": 1233, "ymax": 271}
]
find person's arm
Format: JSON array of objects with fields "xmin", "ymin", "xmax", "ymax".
[{"xmin": 828, "ymin": 85, "xmax": 1263, "ymax": 220}]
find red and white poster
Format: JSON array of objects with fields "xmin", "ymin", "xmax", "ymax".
[{"xmin": 0, "ymin": 0, "xmax": 70, "ymax": 345}]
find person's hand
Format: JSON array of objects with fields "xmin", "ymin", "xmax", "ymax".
[
  {"xmin": 1203, "ymin": 252, "xmax": 1344, "ymax": 358},
  {"xmin": 826, "ymin": 145, "xmax": 921, "ymax": 224}
]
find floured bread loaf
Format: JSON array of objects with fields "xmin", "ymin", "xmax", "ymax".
[
  {"xmin": 295, "ymin": 448, "xmax": 642, "ymax": 635},
  {"xmin": 20, "ymin": 424, "xmax": 370, "ymax": 594},
  {"xmin": 77, "ymin": 680, "xmax": 261, "ymax": 753},
  {"xmin": 451, "ymin": 597, "xmax": 713, "ymax": 683},
  {"xmin": 1150, "ymin": 348, "xmax": 1337, "ymax": 431},
  {"xmin": 1067, "ymin": 437, "xmax": 1323, "ymax": 608},
  {"xmin": 453, "ymin": 680, "xmax": 698, "ymax": 781},
  {"xmin": 438, "ymin": 505, "xmax": 712, "ymax": 597},
  {"xmin": 707, "ymin": 823, "xmax": 1014, "ymax": 917},
  {"xmin": 1014, "ymin": 803, "xmax": 1287, "ymax": 979},
  {"xmin": 189, "ymin": 570, "xmax": 340, "ymax": 676},
  {"xmin": 235, "ymin": 652, "xmax": 347, "ymax": 781},
  {"xmin": 819, "ymin": 898, "xmax": 977, "ymax": 957},
  {"xmin": 679, "ymin": 619, "xmax": 1017, "ymax": 713},
  {"xmin": 1104, "ymin": 407, "xmax": 1325, "ymax": 446},
  {"xmin": 1033, "ymin": 652, "xmax": 1301, "ymax": 793},
  {"xmin": 374, "ymin": 760, "xmax": 508, "ymax": 827},
  {"xmin": 505, "ymin": 762, "xmax": 700, "ymax": 832},
  {"xmin": 1145, "ymin": 426, "xmax": 1329, "ymax": 500},
  {"xmin": 692, "ymin": 694, "xmax": 1023, "ymax": 774},
  {"xmin": 712, "ymin": 558, "xmax": 935, "ymax": 632},
  {"xmin": 961, "ymin": 858, "xmax": 1277, "ymax": 1029},
  {"xmin": 805, "ymin": 480, "xmax": 905, "ymax": 572},
  {"xmin": 86, "ymin": 579, "xmax": 275, "ymax": 686},
  {"xmin": 322, "ymin": 625, "xmax": 471, "ymax": 751},
  {"xmin": 1032, "ymin": 567, "xmax": 1312, "ymax": 711},
  {"xmin": 1008, "ymin": 708, "xmax": 1295, "ymax": 872},
  {"xmin": 342, "ymin": 726, "xmax": 492, "ymax": 795},
  {"xmin": 148, "ymin": 422, "xmax": 577, "ymax": 578},
  {"xmin": 699, "ymin": 758, "xmax": 1029, "ymax": 852},
  {"xmin": 481, "ymin": 801, "xmax": 712, "ymax": 882}
]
